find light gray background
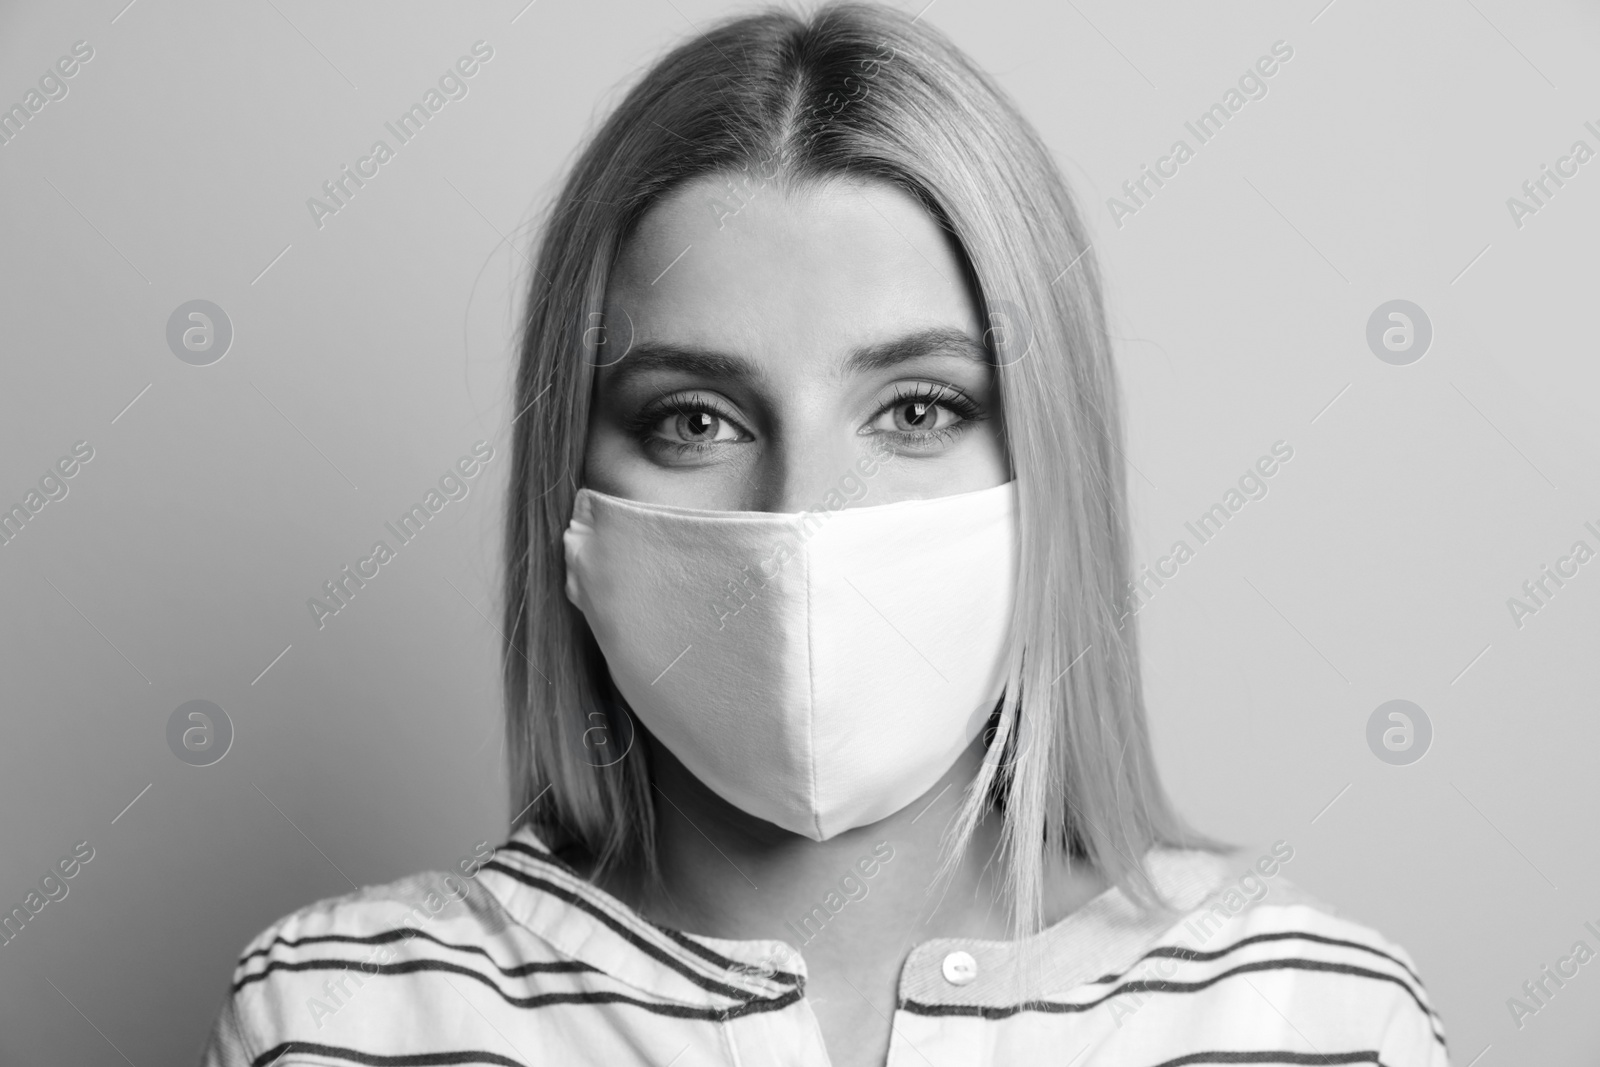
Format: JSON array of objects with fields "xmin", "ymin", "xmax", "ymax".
[{"xmin": 2, "ymin": 0, "xmax": 1597, "ymax": 1063}]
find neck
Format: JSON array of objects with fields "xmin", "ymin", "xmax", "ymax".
[{"xmin": 592, "ymin": 732, "xmax": 1106, "ymax": 966}]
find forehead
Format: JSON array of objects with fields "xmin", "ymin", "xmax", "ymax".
[{"xmin": 605, "ymin": 173, "xmax": 981, "ymax": 365}]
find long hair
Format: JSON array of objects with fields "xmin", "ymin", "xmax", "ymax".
[{"xmin": 502, "ymin": 0, "xmax": 1216, "ymax": 936}]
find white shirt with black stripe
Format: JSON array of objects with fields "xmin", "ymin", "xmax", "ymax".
[{"xmin": 199, "ymin": 827, "xmax": 1448, "ymax": 1067}]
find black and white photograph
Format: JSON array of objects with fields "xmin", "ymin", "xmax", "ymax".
[{"xmin": 1, "ymin": 1, "xmax": 1596, "ymax": 1064}]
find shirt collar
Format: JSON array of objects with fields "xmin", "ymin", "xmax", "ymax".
[
  {"xmin": 477, "ymin": 825, "xmax": 1231, "ymax": 1008},
  {"xmin": 477, "ymin": 826, "xmax": 807, "ymax": 1008}
]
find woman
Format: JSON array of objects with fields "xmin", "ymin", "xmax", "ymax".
[{"xmin": 202, "ymin": 5, "xmax": 1447, "ymax": 1065}]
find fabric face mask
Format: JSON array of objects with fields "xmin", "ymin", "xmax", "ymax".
[{"xmin": 563, "ymin": 481, "xmax": 1017, "ymax": 841}]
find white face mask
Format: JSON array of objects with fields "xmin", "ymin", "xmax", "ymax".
[{"xmin": 563, "ymin": 481, "xmax": 1017, "ymax": 841}]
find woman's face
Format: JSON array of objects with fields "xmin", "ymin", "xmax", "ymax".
[{"xmin": 583, "ymin": 174, "xmax": 1009, "ymax": 511}]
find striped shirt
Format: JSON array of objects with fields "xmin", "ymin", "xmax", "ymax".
[{"xmin": 200, "ymin": 827, "xmax": 1448, "ymax": 1066}]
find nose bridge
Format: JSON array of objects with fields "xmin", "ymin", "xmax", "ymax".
[
  {"xmin": 755, "ymin": 427, "xmax": 863, "ymax": 515},
  {"xmin": 736, "ymin": 357, "xmax": 867, "ymax": 514}
]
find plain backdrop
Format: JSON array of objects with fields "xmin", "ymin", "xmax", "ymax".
[{"xmin": 2, "ymin": 0, "xmax": 1597, "ymax": 1063}]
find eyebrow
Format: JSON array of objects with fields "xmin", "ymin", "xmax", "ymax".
[
  {"xmin": 844, "ymin": 327, "xmax": 990, "ymax": 373},
  {"xmin": 600, "ymin": 326, "xmax": 990, "ymax": 388}
]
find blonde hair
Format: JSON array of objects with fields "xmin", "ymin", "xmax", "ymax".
[{"xmin": 501, "ymin": 0, "xmax": 1216, "ymax": 936}]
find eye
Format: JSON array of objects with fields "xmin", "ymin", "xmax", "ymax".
[
  {"xmin": 659, "ymin": 408, "xmax": 742, "ymax": 444},
  {"xmin": 631, "ymin": 392, "xmax": 751, "ymax": 454},
  {"xmin": 866, "ymin": 384, "xmax": 980, "ymax": 439},
  {"xmin": 882, "ymin": 397, "xmax": 958, "ymax": 433}
]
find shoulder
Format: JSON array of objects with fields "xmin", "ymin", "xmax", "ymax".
[
  {"xmin": 1145, "ymin": 841, "xmax": 1417, "ymax": 970},
  {"xmin": 235, "ymin": 865, "xmax": 516, "ymax": 964},
  {"xmin": 1120, "ymin": 843, "xmax": 1448, "ymax": 1063},
  {"xmin": 199, "ymin": 860, "xmax": 562, "ymax": 1065},
  {"xmin": 197, "ymin": 833, "xmax": 785, "ymax": 1066}
]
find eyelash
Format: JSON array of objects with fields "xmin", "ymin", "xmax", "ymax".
[
  {"xmin": 878, "ymin": 383, "xmax": 984, "ymax": 448},
  {"xmin": 628, "ymin": 383, "xmax": 984, "ymax": 456},
  {"xmin": 625, "ymin": 392, "xmax": 736, "ymax": 457}
]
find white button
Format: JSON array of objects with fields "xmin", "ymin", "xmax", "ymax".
[{"xmin": 942, "ymin": 950, "xmax": 978, "ymax": 986}]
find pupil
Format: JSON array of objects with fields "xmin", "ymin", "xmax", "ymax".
[
  {"xmin": 906, "ymin": 402, "xmax": 930, "ymax": 426},
  {"xmin": 687, "ymin": 412, "xmax": 713, "ymax": 437}
]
